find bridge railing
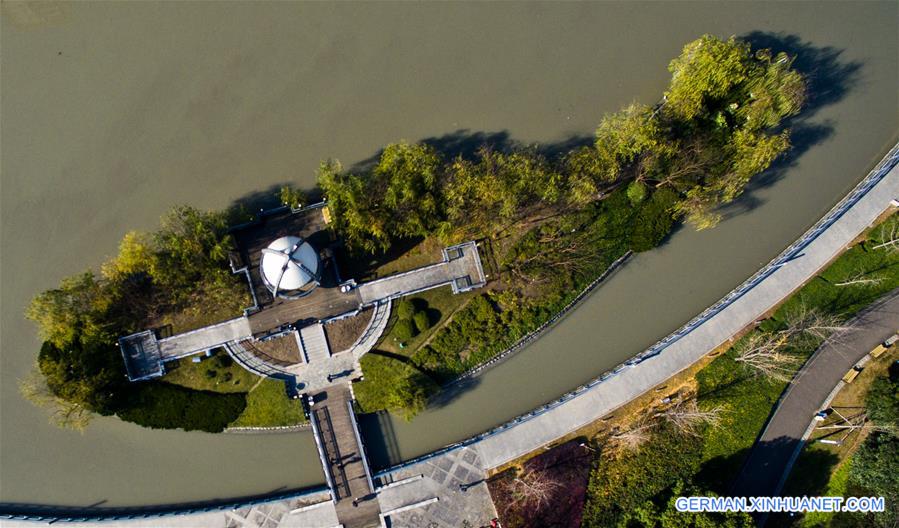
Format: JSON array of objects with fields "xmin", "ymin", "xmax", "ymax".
[{"xmin": 0, "ymin": 487, "xmax": 330, "ymax": 524}]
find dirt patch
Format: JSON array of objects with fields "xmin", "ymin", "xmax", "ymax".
[
  {"xmin": 487, "ymin": 440, "xmax": 592, "ymax": 528},
  {"xmin": 251, "ymin": 333, "xmax": 301, "ymax": 364},
  {"xmin": 324, "ymin": 309, "xmax": 374, "ymax": 352}
]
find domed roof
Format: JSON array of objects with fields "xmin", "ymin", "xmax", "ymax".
[{"xmin": 260, "ymin": 236, "xmax": 320, "ymax": 295}]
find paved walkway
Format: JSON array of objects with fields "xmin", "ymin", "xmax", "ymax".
[
  {"xmin": 15, "ymin": 152, "xmax": 898, "ymax": 527},
  {"xmin": 357, "ymin": 242, "xmax": 486, "ymax": 305},
  {"xmin": 376, "ymin": 446, "xmax": 497, "ymax": 528},
  {"xmin": 470, "ymin": 159, "xmax": 899, "ymax": 470},
  {"xmin": 730, "ymin": 289, "xmax": 899, "ymax": 499},
  {"xmin": 157, "ymin": 317, "xmax": 252, "ymax": 359}
]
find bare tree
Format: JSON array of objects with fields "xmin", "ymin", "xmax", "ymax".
[
  {"xmin": 658, "ymin": 400, "xmax": 723, "ymax": 437},
  {"xmin": 506, "ymin": 469, "xmax": 562, "ymax": 510},
  {"xmin": 834, "ymin": 270, "xmax": 884, "ymax": 287},
  {"xmin": 19, "ymin": 367, "xmax": 92, "ymax": 432},
  {"xmin": 737, "ymin": 307, "xmax": 856, "ymax": 381},
  {"xmin": 734, "ymin": 332, "xmax": 805, "ymax": 382},
  {"xmin": 609, "ymin": 420, "xmax": 655, "ymax": 451},
  {"xmin": 871, "ymin": 222, "xmax": 899, "ymax": 252},
  {"xmin": 782, "ymin": 306, "xmax": 855, "ymax": 343}
]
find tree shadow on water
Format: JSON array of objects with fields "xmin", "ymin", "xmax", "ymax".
[
  {"xmin": 718, "ymin": 32, "xmax": 864, "ymax": 221},
  {"xmin": 349, "ymin": 128, "xmax": 593, "ymax": 173}
]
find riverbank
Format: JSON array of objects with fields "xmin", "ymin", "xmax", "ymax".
[
  {"xmin": 5, "ymin": 1, "xmax": 897, "ymax": 506},
  {"xmin": 369, "ymin": 141, "xmax": 897, "ymax": 480},
  {"xmin": 10, "ymin": 157, "xmax": 893, "ymax": 525}
]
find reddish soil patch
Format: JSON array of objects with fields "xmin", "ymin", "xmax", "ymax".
[{"xmin": 487, "ymin": 441, "xmax": 592, "ymax": 528}]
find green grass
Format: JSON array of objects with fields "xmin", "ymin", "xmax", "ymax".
[
  {"xmin": 229, "ymin": 378, "xmax": 306, "ymax": 428},
  {"xmin": 695, "ymin": 351, "xmax": 791, "ymax": 489},
  {"xmin": 377, "ymin": 287, "xmax": 474, "ymax": 358},
  {"xmin": 161, "ymin": 352, "xmax": 258, "ymax": 393},
  {"xmin": 582, "ymin": 212, "xmax": 899, "ymax": 525}
]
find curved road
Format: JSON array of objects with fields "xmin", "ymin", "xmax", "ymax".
[{"xmin": 730, "ymin": 289, "xmax": 899, "ymax": 499}]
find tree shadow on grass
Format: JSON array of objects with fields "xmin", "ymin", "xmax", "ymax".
[{"xmin": 717, "ymin": 32, "xmax": 864, "ymax": 222}]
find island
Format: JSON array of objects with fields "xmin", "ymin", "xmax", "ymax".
[{"xmin": 24, "ymin": 34, "xmax": 806, "ymax": 434}]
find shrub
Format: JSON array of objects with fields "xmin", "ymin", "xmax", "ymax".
[
  {"xmin": 396, "ymin": 298, "xmax": 416, "ymax": 319},
  {"xmin": 413, "ymin": 311, "xmax": 431, "ymax": 333},
  {"xmin": 205, "ymin": 369, "xmax": 217, "ymax": 379},
  {"xmin": 626, "ymin": 180, "xmax": 647, "ymax": 205},
  {"xmin": 215, "ymin": 354, "xmax": 234, "ymax": 369},
  {"xmin": 117, "ymin": 383, "xmax": 246, "ymax": 433},
  {"xmin": 630, "ymin": 188, "xmax": 679, "ymax": 252},
  {"xmin": 394, "ymin": 319, "xmax": 416, "ymax": 341}
]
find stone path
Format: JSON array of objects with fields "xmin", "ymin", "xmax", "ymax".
[
  {"xmin": 357, "ymin": 242, "xmax": 485, "ymax": 305},
  {"xmin": 299, "ymin": 324, "xmax": 331, "ymax": 363},
  {"xmin": 377, "ymin": 447, "xmax": 496, "ymax": 528},
  {"xmin": 158, "ymin": 317, "xmax": 252, "ymax": 359}
]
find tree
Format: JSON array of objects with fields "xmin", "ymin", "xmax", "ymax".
[
  {"xmin": 444, "ymin": 147, "xmax": 559, "ymax": 234},
  {"xmin": 151, "ymin": 205, "xmax": 235, "ymax": 301},
  {"xmin": 19, "ymin": 366, "xmax": 93, "ymax": 431},
  {"xmin": 413, "ymin": 311, "xmax": 431, "ymax": 333},
  {"xmin": 610, "ymin": 420, "xmax": 655, "ymax": 452},
  {"xmin": 658, "ymin": 400, "xmax": 723, "ymax": 437},
  {"xmin": 376, "ymin": 142, "xmax": 444, "ymax": 238},
  {"xmin": 563, "ymin": 146, "xmax": 608, "ymax": 205},
  {"xmin": 506, "ymin": 467, "xmax": 563, "ymax": 511},
  {"xmin": 26, "ymin": 271, "xmax": 105, "ymax": 349},
  {"xmin": 664, "ymin": 35, "xmax": 752, "ymax": 121},
  {"xmin": 396, "ymin": 298, "xmax": 416, "ymax": 319},
  {"xmin": 318, "ymin": 159, "xmax": 390, "ymax": 253},
  {"xmin": 735, "ymin": 308, "xmax": 854, "ymax": 381},
  {"xmin": 279, "ymin": 185, "xmax": 307, "ymax": 209},
  {"xmin": 394, "ymin": 319, "xmax": 415, "ymax": 341},
  {"xmin": 595, "ymin": 103, "xmax": 667, "ymax": 182}
]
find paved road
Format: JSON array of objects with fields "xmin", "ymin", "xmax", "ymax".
[{"xmin": 730, "ymin": 289, "xmax": 899, "ymax": 498}]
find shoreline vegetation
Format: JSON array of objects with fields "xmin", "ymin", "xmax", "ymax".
[
  {"xmin": 23, "ymin": 34, "xmax": 807, "ymax": 432},
  {"xmin": 491, "ymin": 211, "xmax": 899, "ymax": 528}
]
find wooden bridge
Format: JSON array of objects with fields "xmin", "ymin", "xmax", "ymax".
[{"xmin": 307, "ymin": 384, "xmax": 381, "ymax": 528}]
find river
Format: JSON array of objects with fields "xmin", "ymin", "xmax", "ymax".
[{"xmin": 1, "ymin": 1, "xmax": 896, "ymax": 506}]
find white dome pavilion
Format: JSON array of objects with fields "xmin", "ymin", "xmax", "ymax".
[{"xmin": 260, "ymin": 235, "xmax": 320, "ymax": 298}]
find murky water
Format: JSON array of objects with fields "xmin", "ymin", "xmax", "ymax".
[{"xmin": 2, "ymin": 1, "xmax": 896, "ymax": 506}]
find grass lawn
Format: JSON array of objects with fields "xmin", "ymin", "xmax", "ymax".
[
  {"xmin": 376, "ymin": 286, "xmax": 475, "ymax": 358},
  {"xmin": 229, "ymin": 378, "xmax": 306, "ymax": 428},
  {"xmin": 161, "ymin": 351, "xmax": 258, "ymax": 393},
  {"xmin": 371, "ymin": 237, "xmax": 445, "ymax": 278}
]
